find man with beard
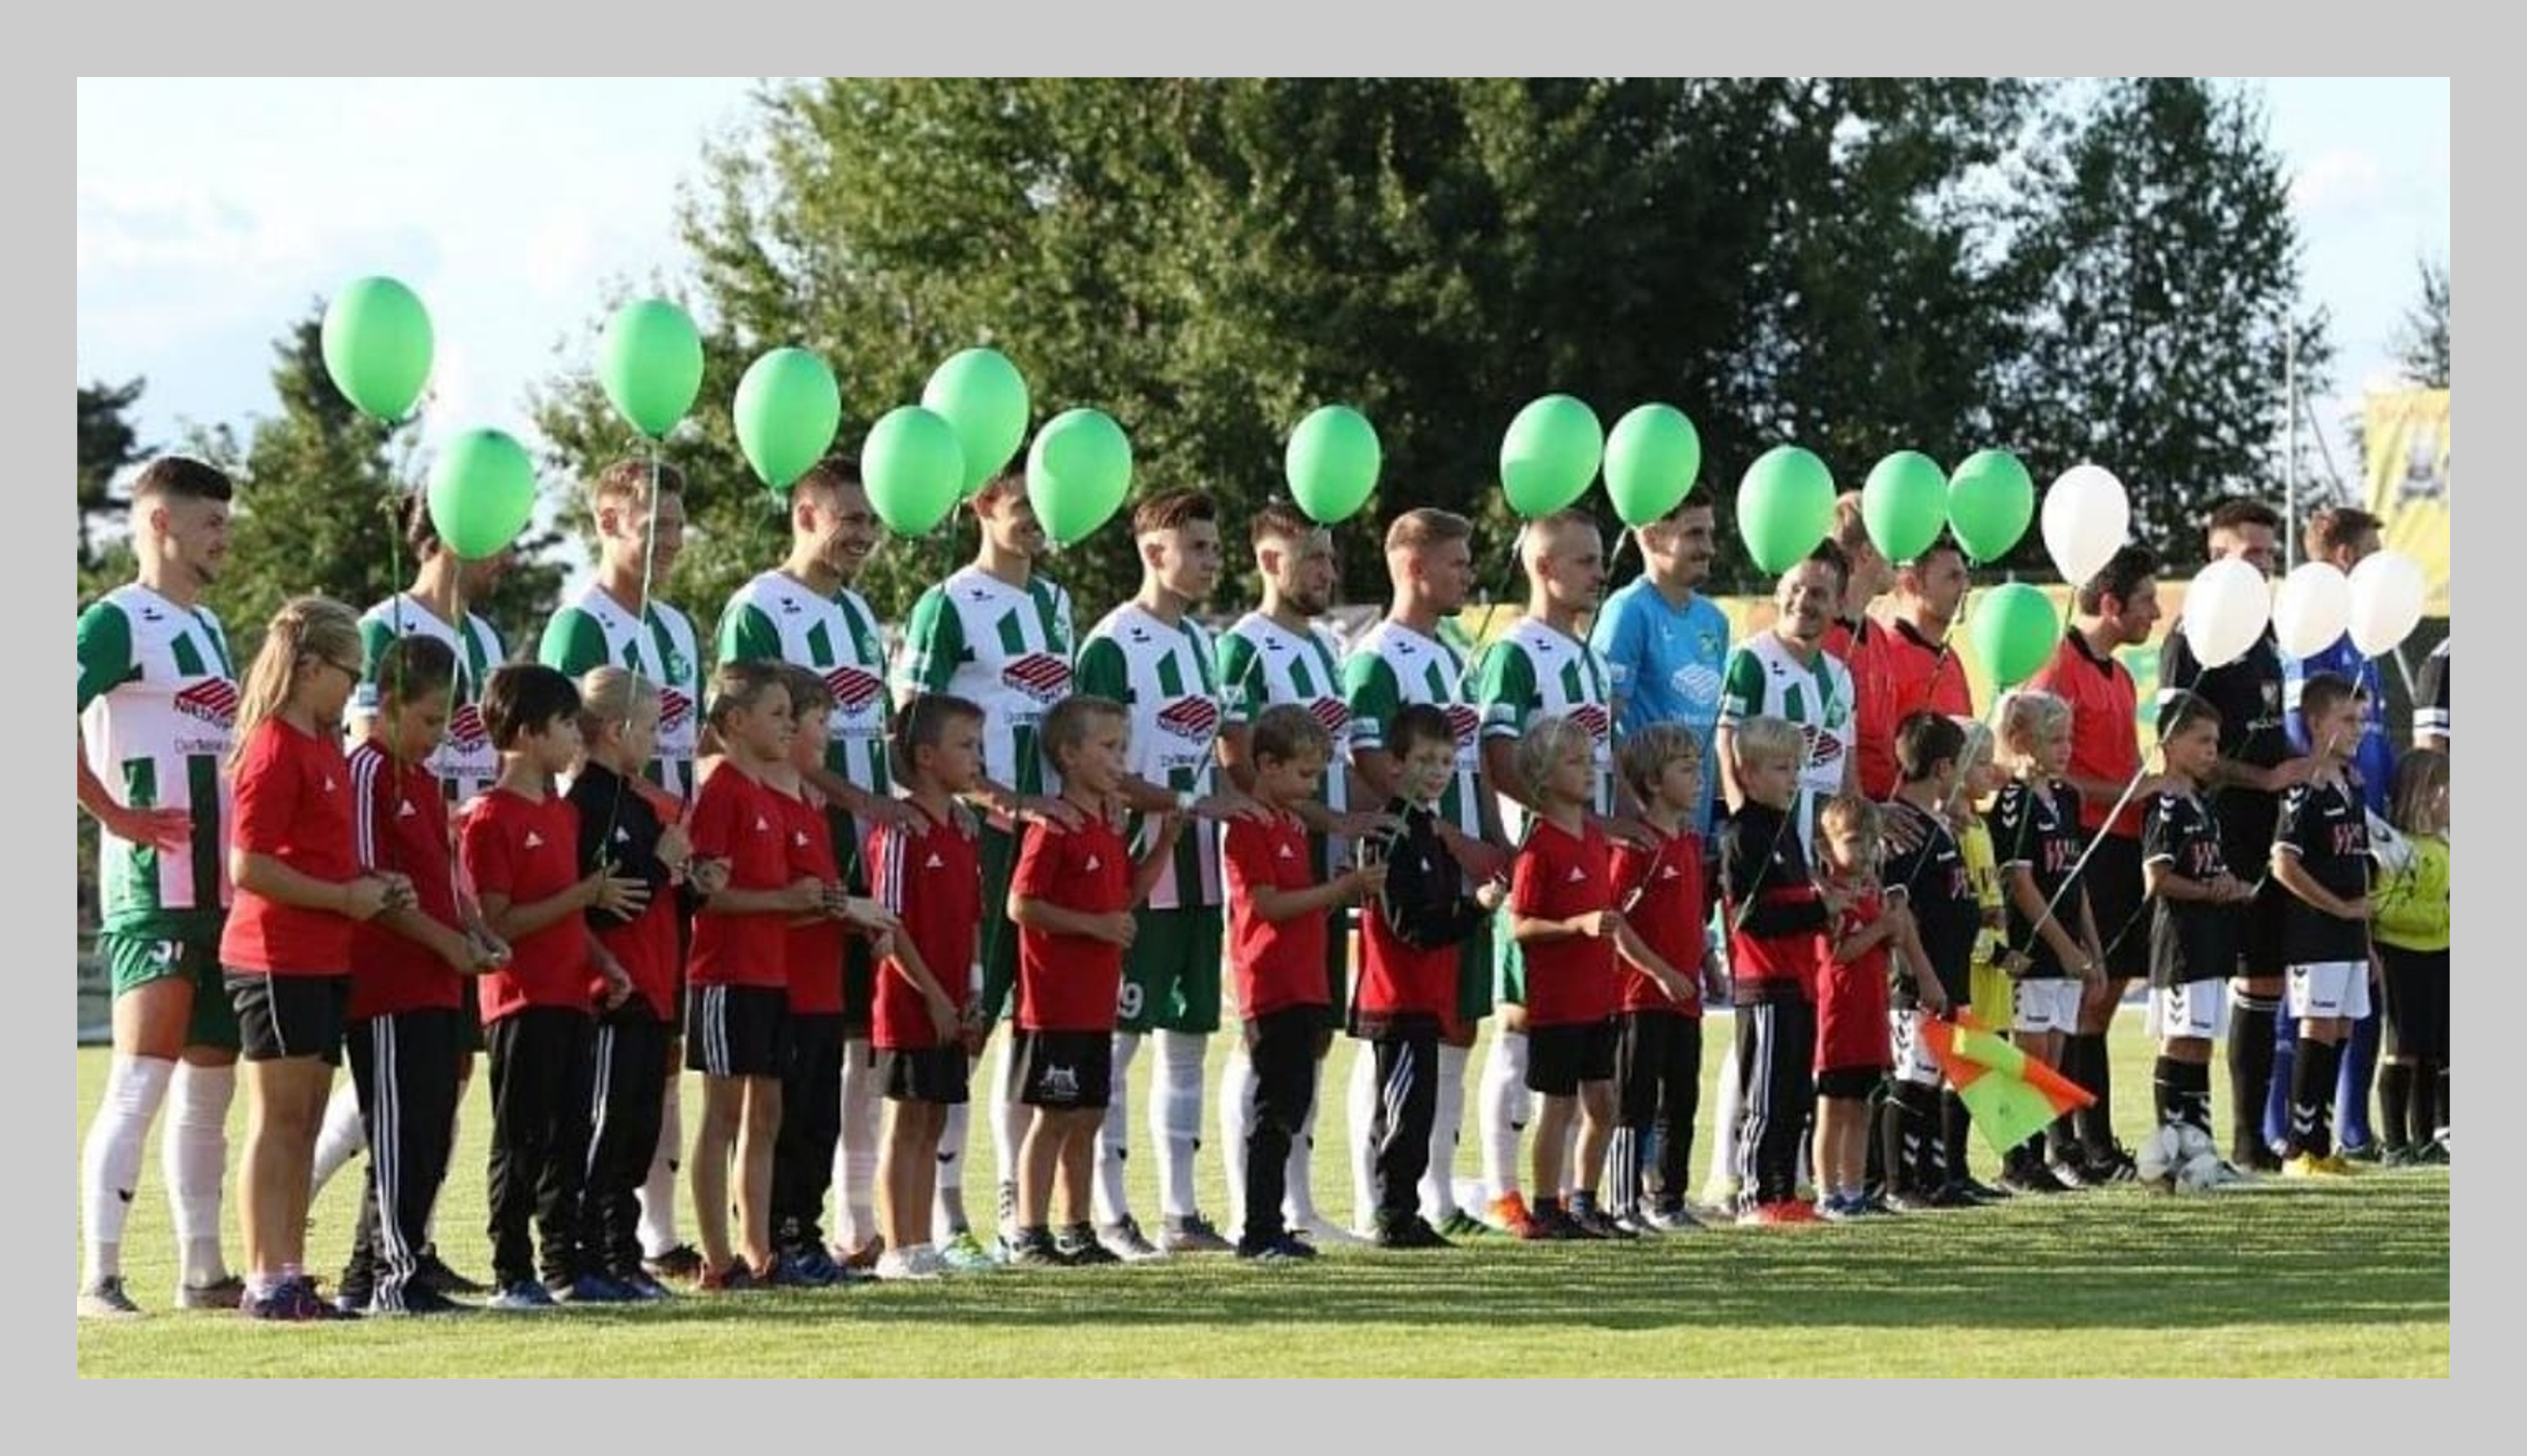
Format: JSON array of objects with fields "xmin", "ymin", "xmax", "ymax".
[{"xmin": 1592, "ymin": 490, "xmax": 1730, "ymax": 841}]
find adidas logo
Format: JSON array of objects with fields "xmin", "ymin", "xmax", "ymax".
[
  {"xmin": 753, "ymin": 816, "xmax": 770, "ymax": 832},
  {"xmin": 1659, "ymin": 864, "xmax": 1680, "ymax": 880},
  {"xmin": 397, "ymin": 800, "xmax": 418, "ymax": 818},
  {"xmin": 794, "ymin": 830, "xmax": 810, "ymax": 847},
  {"xmin": 1566, "ymin": 866, "xmax": 1589, "ymax": 884},
  {"xmin": 525, "ymin": 830, "xmax": 545, "ymax": 849},
  {"xmin": 1277, "ymin": 843, "xmax": 1297, "ymax": 860},
  {"xmin": 1084, "ymin": 854, "xmax": 1103, "ymax": 871},
  {"xmin": 321, "ymin": 775, "xmax": 337, "ymax": 793},
  {"xmin": 925, "ymin": 852, "xmax": 945, "ymax": 870}
]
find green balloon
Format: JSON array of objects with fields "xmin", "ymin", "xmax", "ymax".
[
  {"xmin": 733, "ymin": 347, "xmax": 842, "ymax": 491},
  {"xmin": 1735, "ymin": 445, "xmax": 1837, "ymax": 574},
  {"xmin": 1605, "ymin": 404, "xmax": 1702, "ymax": 528},
  {"xmin": 1969, "ymin": 580, "xmax": 2061, "ymax": 691},
  {"xmin": 320, "ymin": 276, "xmax": 434, "ymax": 422},
  {"xmin": 1948, "ymin": 448, "xmax": 2036, "ymax": 563},
  {"xmin": 599, "ymin": 299, "xmax": 705, "ymax": 439},
  {"xmin": 1284, "ymin": 406, "xmax": 1381, "ymax": 525},
  {"xmin": 921, "ymin": 347, "xmax": 1031, "ymax": 495},
  {"xmin": 1500, "ymin": 394, "xmax": 1604, "ymax": 517},
  {"xmin": 1025, "ymin": 408, "xmax": 1133, "ymax": 548},
  {"xmin": 862, "ymin": 406, "xmax": 968, "ymax": 536},
  {"xmin": 1861, "ymin": 451, "xmax": 1948, "ymax": 562},
  {"xmin": 426, "ymin": 428, "xmax": 538, "ymax": 561}
]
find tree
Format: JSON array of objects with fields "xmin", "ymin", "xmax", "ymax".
[
  {"xmin": 1994, "ymin": 79, "xmax": 2327, "ymax": 571},
  {"xmin": 200, "ymin": 304, "xmax": 565, "ymax": 659},
  {"xmin": 2393, "ymin": 254, "xmax": 2449, "ymax": 388},
  {"xmin": 77, "ymin": 377, "xmax": 146, "ymax": 595}
]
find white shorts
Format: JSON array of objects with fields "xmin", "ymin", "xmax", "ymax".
[
  {"xmin": 2287, "ymin": 961, "xmax": 2373, "ymax": 1021},
  {"xmin": 2012, "ymin": 979, "xmax": 2083, "ymax": 1035},
  {"xmin": 1890, "ymin": 1009, "xmax": 1943, "ymax": 1087},
  {"xmin": 2145, "ymin": 981, "xmax": 2230, "ymax": 1042}
]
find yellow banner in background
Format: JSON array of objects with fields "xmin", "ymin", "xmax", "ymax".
[{"xmin": 2364, "ymin": 387, "xmax": 2451, "ymax": 617}]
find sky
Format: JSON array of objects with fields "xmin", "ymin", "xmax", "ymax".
[{"xmin": 77, "ymin": 77, "xmax": 2448, "ymax": 562}]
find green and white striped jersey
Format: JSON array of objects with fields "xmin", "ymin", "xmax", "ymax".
[
  {"xmin": 1218, "ymin": 612, "xmax": 1351, "ymax": 818},
  {"xmin": 538, "ymin": 583, "xmax": 704, "ymax": 801},
  {"xmin": 894, "ymin": 565, "xmax": 1076, "ymax": 808},
  {"xmin": 1342, "ymin": 619, "xmax": 1484, "ymax": 841},
  {"xmin": 716, "ymin": 570, "xmax": 891, "ymax": 797},
  {"xmin": 1078, "ymin": 602, "xmax": 1236, "ymax": 911},
  {"xmin": 1717, "ymin": 631, "xmax": 1855, "ymax": 857},
  {"xmin": 1475, "ymin": 616, "xmax": 1614, "ymax": 844},
  {"xmin": 352, "ymin": 593, "xmax": 505, "ymax": 805},
  {"xmin": 77, "ymin": 585, "xmax": 238, "ymax": 934}
]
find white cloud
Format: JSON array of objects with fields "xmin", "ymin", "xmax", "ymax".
[{"xmin": 2291, "ymin": 146, "xmax": 2386, "ymax": 215}]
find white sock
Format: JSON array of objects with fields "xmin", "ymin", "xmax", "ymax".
[
  {"xmin": 990, "ymin": 1035, "xmax": 1029, "ymax": 1193},
  {"xmin": 1708, "ymin": 1042, "xmax": 1745, "ymax": 1196},
  {"xmin": 310, "ymin": 1077, "xmax": 366, "ymax": 1198},
  {"xmin": 424, "ymin": 1099, "xmax": 460, "ymax": 1245},
  {"xmin": 83, "ymin": 1055, "xmax": 173, "ymax": 1283},
  {"xmin": 1093, "ymin": 1032, "xmax": 1143, "ymax": 1224},
  {"xmin": 837, "ymin": 1038, "xmax": 881, "ymax": 1251},
  {"xmin": 165, "ymin": 1060, "xmax": 234, "ymax": 1287},
  {"xmin": 1153, "ymin": 1029, "xmax": 1207, "ymax": 1220},
  {"xmin": 638, "ymin": 1075, "xmax": 684, "ymax": 1257},
  {"xmin": 1558, "ymin": 1115, "xmax": 1581, "ymax": 1200},
  {"xmin": 1421, "ymin": 1042, "xmax": 1470, "ymax": 1223},
  {"xmin": 935, "ymin": 1101, "xmax": 972, "ymax": 1235},
  {"xmin": 1478, "ymin": 1029, "xmax": 1531, "ymax": 1202},
  {"xmin": 1284, "ymin": 1061, "xmax": 1323, "ymax": 1226},
  {"xmin": 1219, "ymin": 1047, "xmax": 1258, "ymax": 1230},
  {"xmin": 1347, "ymin": 1048, "xmax": 1381, "ymax": 1233}
]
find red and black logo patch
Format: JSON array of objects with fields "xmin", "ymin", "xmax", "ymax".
[
  {"xmin": 1157, "ymin": 696, "xmax": 1221, "ymax": 741},
  {"xmin": 825, "ymin": 665, "xmax": 885, "ymax": 714},
  {"xmin": 1005, "ymin": 653, "xmax": 1072, "ymax": 705},
  {"xmin": 174, "ymin": 678, "xmax": 239, "ymax": 729}
]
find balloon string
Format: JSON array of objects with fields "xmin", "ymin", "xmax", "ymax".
[{"xmin": 1452, "ymin": 522, "xmax": 1528, "ymax": 699}]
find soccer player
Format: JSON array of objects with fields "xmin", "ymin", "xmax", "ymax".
[
  {"xmin": 2141, "ymin": 690, "xmax": 2252, "ymax": 1156},
  {"xmin": 1592, "ymin": 489, "xmax": 1729, "ymax": 840},
  {"xmin": 1989, "ymin": 689, "xmax": 2105, "ymax": 1193},
  {"xmin": 2270, "ymin": 673, "xmax": 2377, "ymax": 1176}
]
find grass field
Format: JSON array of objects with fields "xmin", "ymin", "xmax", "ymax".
[{"xmin": 74, "ymin": 1019, "xmax": 2449, "ymax": 1377}]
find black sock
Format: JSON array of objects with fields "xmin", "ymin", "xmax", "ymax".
[
  {"xmin": 2292, "ymin": 1038, "xmax": 2343, "ymax": 1158},
  {"xmin": 2178, "ymin": 1062, "xmax": 2214, "ymax": 1139},
  {"xmin": 1942, "ymin": 1091, "xmax": 1972, "ymax": 1183},
  {"xmin": 2230, "ymin": 994, "xmax": 2279, "ymax": 1162},
  {"xmin": 1569, "ymin": 1189, "xmax": 1599, "ymax": 1217},
  {"xmin": 2154, "ymin": 1055, "xmax": 2184, "ymax": 1129},
  {"xmin": 2074, "ymin": 1033, "xmax": 2116, "ymax": 1156},
  {"xmin": 1534, "ymin": 1195, "xmax": 1562, "ymax": 1219},
  {"xmin": 1877, "ymin": 1093, "xmax": 1913, "ymax": 1196},
  {"xmin": 2423, "ymin": 1062, "xmax": 2446, "ymax": 1144},
  {"xmin": 2378, "ymin": 1063, "xmax": 2414, "ymax": 1152}
]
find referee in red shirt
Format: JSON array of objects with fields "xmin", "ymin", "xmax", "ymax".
[{"xmin": 1871, "ymin": 540, "xmax": 1976, "ymax": 797}]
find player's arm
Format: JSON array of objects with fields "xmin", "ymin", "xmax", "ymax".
[
  {"xmin": 1714, "ymin": 648, "xmax": 1764, "ymax": 812},
  {"xmin": 1611, "ymin": 920, "xmax": 1693, "ymax": 1002}
]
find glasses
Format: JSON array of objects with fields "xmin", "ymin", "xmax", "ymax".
[{"xmin": 307, "ymin": 654, "xmax": 364, "ymax": 682}]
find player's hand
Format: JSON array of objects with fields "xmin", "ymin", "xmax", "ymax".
[
  {"xmin": 1018, "ymin": 795, "xmax": 1085, "ymax": 832},
  {"xmin": 1999, "ymin": 949, "xmax": 2034, "ymax": 978},
  {"xmin": 1658, "ymin": 970, "xmax": 1696, "ymax": 1005},
  {"xmin": 1345, "ymin": 861, "xmax": 1389, "ymax": 901},
  {"xmin": 340, "ymin": 876, "xmax": 394, "ymax": 922},
  {"xmin": 1333, "ymin": 810, "xmax": 1404, "ymax": 841},
  {"xmin": 780, "ymin": 876, "xmax": 828, "ymax": 914},
  {"xmin": 1576, "ymin": 909, "xmax": 1626, "ymax": 940},
  {"xmin": 1882, "ymin": 903, "xmax": 1916, "ymax": 936},
  {"xmin": 586, "ymin": 867, "xmax": 652, "ymax": 918},
  {"xmin": 839, "ymin": 895, "xmax": 901, "ymax": 937},
  {"xmin": 376, "ymin": 871, "xmax": 418, "ymax": 912},
  {"xmin": 466, "ymin": 924, "xmax": 512, "ymax": 968},
  {"xmin": 1196, "ymin": 790, "xmax": 1272, "ymax": 824},
  {"xmin": 2337, "ymin": 895, "xmax": 2371, "ymax": 921},
  {"xmin": 108, "ymin": 803, "xmax": 195, "ymax": 853},
  {"xmin": 1474, "ymin": 881, "xmax": 1508, "ymax": 913},
  {"xmin": 596, "ymin": 957, "xmax": 634, "ymax": 1011},
  {"xmin": 689, "ymin": 858, "xmax": 731, "ymax": 897},
  {"xmin": 657, "ymin": 823, "xmax": 694, "ymax": 874},
  {"xmin": 1092, "ymin": 911, "xmax": 1138, "ymax": 948},
  {"xmin": 1916, "ymin": 979, "xmax": 1951, "ymax": 1017},
  {"xmin": 1438, "ymin": 824, "xmax": 1509, "ymax": 882},
  {"xmin": 926, "ymin": 989, "xmax": 961, "ymax": 1043},
  {"xmin": 959, "ymin": 1002, "xmax": 992, "ymax": 1058}
]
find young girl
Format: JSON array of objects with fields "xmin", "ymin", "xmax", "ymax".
[
  {"xmin": 1813, "ymin": 795, "xmax": 1931, "ymax": 1219},
  {"xmin": 1988, "ymin": 689, "xmax": 2104, "ymax": 1193},
  {"xmin": 686, "ymin": 662, "xmax": 824, "ymax": 1290},
  {"xmin": 1508, "ymin": 715, "xmax": 1692, "ymax": 1240},
  {"xmin": 567, "ymin": 667, "xmax": 690, "ymax": 1301},
  {"xmin": 2371, "ymin": 749, "xmax": 2449, "ymax": 1164},
  {"xmin": 220, "ymin": 595, "xmax": 409, "ymax": 1320}
]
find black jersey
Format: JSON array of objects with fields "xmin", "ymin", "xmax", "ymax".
[
  {"xmin": 2275, "ymin": 773, "xmax": 2372, "ymax": 965},
  {"xmin": 1882, "ymin": 797, "xmax": 1977, "ymax": 1007},
  {"xmin": 1990, "ymin": 777, "xmax": 2086, "ymax": 979},
  {"xmin": 2143, "ymin": 788, "xmax": 2235, "ymax": 988}
]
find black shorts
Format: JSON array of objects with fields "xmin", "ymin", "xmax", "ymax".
[
  {"xmin": 686, "ymin": 985, "xmax": 789, "ymax": 1078},
  {"xmin": 877, "ymin": 1044, "xmax": 972, "ymax": 1105},
  {"xmin": 2239, "ymin": 876, "xmax": 2290, "ymax": 977},
  {"xmin": 455, "ymin": 975, "xmax": 485, "ymax": 1055},
  {"xmin": 2082, "ymin": 834, "xmax": 2150, "ymax": 981},
  {"xmin": 840, "ymin": 935, "xmax": 877, "ymax": 1037},
  {"xmin": 1017, "ymin": 1028, "xmax": 1113, "ymax": 1110},
  {"xmin": 1816, "ymin": 1065, "xmax": 1886, "ymax": 1100},
  {"xmin": 226, "ymin": 970, "xmax": 351, "ymax": 1065},
  {"xmin": 2380, "ymin": 945, "xmax": 2449, "ymax": 1064},
  {"xmin": 1525, "ymin": 1018, "xmax": 1617, "ymax": 1097}
]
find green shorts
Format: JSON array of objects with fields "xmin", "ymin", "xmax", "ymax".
[
  {"xmin": 1119, "ymin": 904, "xmax": 1224, "ymax": 1035},
  {"xmin": 1455, "ymin": 916, "xmax": 1496, "ymax": 1030},
  {"xmin": 1492, "ymin": 906, "xmax": 1529, "ymax": 1008},
  {"xmin": 977, "ymin": 824, "xmax": 1022, "ymax": 1022},
  {"xmin": 98, "ymin": 926, "xmax": 240, "ymax": 1052}
]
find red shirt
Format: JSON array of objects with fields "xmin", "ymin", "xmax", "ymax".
[
  {"xmin": 1817, "ymin": 881, "xmax": 1894, "ymax": 1073},
  {"xmin": 868, "ymin": 800, "xmax": 982, "ymax": 1050},
  {"xmin": 462, "ymin": 788, "xmax": 592, "ymax": 1022},
  {"xmin": 347, "ymin": 739, "xmax": 462, "ymax": 1018},
  {"xmin": 1511, "ymin": 817, "xmax": 1618, "ymax": 1028},
  {"xmin": 220, "ymin": 719, "xmax": 358, "ymax": 976},
  {"xmin": 1878, "ymin": 617, "xmax": 1975, "ymax": 797},
  {"xmin": 1225, "ymin": 811, "xmax": 1330, "ymax": 1019},
  {"xmin": 777, "ymin": 787, "xmax": 847, "ymax": 1015},
  {"xmin": 1012, "ymin": 814, "xmax": 1131, "ymax": 1033},
  {"xmin": 1609, "ymin": 825, "xmax": 1706, "ymax": 1018},
  {"xmin": 2028, "ymin": 627, "xmax": 2143, "ymax": 837},
  {"xmin": 1825, "ymin": 615, "xmax": 1903, "ymax": 801},
  {"xmin": 686, "ymin": 766, "xmax": 791, "ymax": 990}
]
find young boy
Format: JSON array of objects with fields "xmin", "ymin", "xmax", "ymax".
[
  {"xmin": 1814, "ymin": 795, "xmax": 1935, "ymax": 1219},
  {"xmin": 462, "ymin": 664, "xmax": 643, "ymax": 1309},
  {"xmin": 1718, "ymin": 715, "xmax": 1831, "ymax": 1225},
  {"xmin": 1351, "ymin": 703, "xmax": 1508, "ymax": 1249},
  {"xmin": 2143, "ymin": 690, "xmax": 2252, "ymax": 1155},
  {"xmin": 341, "ymin": 637, "xmax": 504, "ymax": 1315},
  {"xmin": 1879, "ymin": 712, "xmax": 1983, "ymax": 1209},
  {"xmin": 1222, "ymin": 705, "xmax": 1386, "ymax": 1261},
  {"xmin": 1606, "ymin": 725, "xmax": 1722, "ymax": 1233},
  {"xmin": 2270, "ymin": 672, "xmax": 2376, "ymax": 1176},
  {"xmin": 1005, "ymin": 695, "xmax": 1173, "ymax": 1266},
  {"xmin": 869, "ymin": 693, "xmax": 988, "ymax": 1280},
  {"xmin": 767, "ymin": 666, "xmax": 851, "ymax": 1287}
]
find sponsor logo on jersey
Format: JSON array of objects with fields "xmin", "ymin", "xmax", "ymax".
[
  {"xmin": 659, "ymin": 686, "xmax": 696, "ymax": 736},
  {"xmin": 1004, "ymin": 653, "xmax": 1072, "ymax": 706},
  {"xmin": 824, "ymin": 665, "xmax": 886, "ymax": 715},
  {"xmin": 446, "ymin": 703, "xmax": 489, "ymax": 751},
  {"xmin": 1800, "ymin": 723, "xmax": 1845, "ymax": 767},
  {"xmin": 173, "ymin": 678, "xmax": 240, "ymax": 729},
  {"xmin": 1307, "ymin": 697, "xmax": 1351, "ymax": 736},
  {"xmin": 1156, "ymin": 696, "xmax": 1220, "ymax": 743},
  {"xmin": 1569, "ymin": 702, "xmax": 1611, "ymax": 744},
  {"xmin": 1443, "ymin": 703, "xmax": 1482, "ymax": 746}
]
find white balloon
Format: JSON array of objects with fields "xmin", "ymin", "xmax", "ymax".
[
  {"xmin": 2040, "ymin": 464, "xmax": 2130, "ymax": 588},
  {"xmin": 2273, "ymin": 561, "xmax": 2353, "ymax": 659},
  {"xmin": 2183, "ymin": 557, "xmax": 2272, "ymax": 669},
  {"xmin": 2348, "ymin": 551, "xmax": 2427, "ymax": 656}
]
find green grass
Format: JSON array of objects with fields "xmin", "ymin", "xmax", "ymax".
[{"xmin": 75, "ymin": 1021, "xmax": 2448, "ymax": 1377}]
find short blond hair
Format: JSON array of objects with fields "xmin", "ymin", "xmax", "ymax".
[
  {"xmin": 1821, "ymin": 792, "xmax": 1881, "ymax": 842},
  {"xmin": 1512, "ymin": 713, "xmax": 1596, "ymax": 800},
  {"xmin": 1731, "ymin": 714, "xmax": 1803, "ymax": 770},
  {"xmin": 1617, "ymin": 723, "xmax": 1700, "ymax": 803},
  {"xmin": 1384, "ymin": 508, "xmax": 1472, "ymax": 556},
  {"xmin": 1995, "ymin": 689, "xmax": 2071, "ymax": 772}
]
